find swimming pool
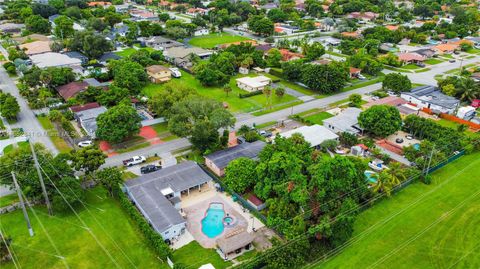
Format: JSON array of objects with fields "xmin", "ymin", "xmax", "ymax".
[
  {"xmin": 201, "ymin": 203, "xmax": 225, "ymax": 238},
  {"xmin": 364, "ymin": 170, "xmax": 377, "ymax": 184},
  {"xmin": 413, "ymin": 143, "xmax": 420, "ymax": 150}
]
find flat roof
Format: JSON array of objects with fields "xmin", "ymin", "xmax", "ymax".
[
  {"xmin": 31, "ymin": 52, "xmax": 82, "ymax": 68},
  {"xmin": 280, "ymin": 125, "xmax": 338, "ymax": 147},
  {"xmin": 401, "ymin": 86, "xmax": 459, "ymax": 109},
  {"xmin": 236, "ymin": 76, "xmax": 271, "ymax": 88},
  {"xmin": 323, "ymin": 107, "xmax": 362, "ymax": 133},
  {"xmin": 205, "ymin": 141, "xmax": 266, "ymax": 170}
]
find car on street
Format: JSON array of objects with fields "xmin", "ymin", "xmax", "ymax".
[
  {"xmin": 416, "ymin": 62, "xmax": 426, "ymax": 67},
  {"xmin": 449, "ymin": 59, "xmax": 456, "ymax": 63},
  {"xmin": 123, "ymin": 155, "xmax": 146, "ymax": 166},
  {"xmin": 78, "ymin": 140, "xmax": 93, "ymax": 147},
  {"xmin": 140, "ymin": 164, "xmax": 161, "ymax": 174}
]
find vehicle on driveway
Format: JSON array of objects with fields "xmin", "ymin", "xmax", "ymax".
[
  {"xmin": 123, "ymin": 156, "xmax": 146, "ymax": 166},
  {"xmin": 140, "ymin": 164, "xmax": 161, "ymax": 174},
  {"xmin": 78, "ymin": 140, "xmax": 93, "ymax": 148},
  {"xmin": 449, "ymin": 59, "xmax": 456, "ymax": 63},
  {"xmin": 169, "ymin": 68, "xmax": 182, "ymax": 78}
]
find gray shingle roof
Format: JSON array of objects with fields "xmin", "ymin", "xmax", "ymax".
[
  {"xmin": 205, "ymin": 141, "xmax": 266, "ymax": 170},
  {"xmin": 124, "ymin": 161, "xmax": 213, "ymax": 234},
  {"xmin": 402, "ymin": 86, "xmax": 459, "ymax": 109}
]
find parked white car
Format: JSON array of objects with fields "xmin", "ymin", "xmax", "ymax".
[
  {"xmin": 123, "ymin": 156, "xmax": 147, "ymax": 166},
  {"xmin": 77, "ymin": 140, "xmax": 93, "ymax": 148},
  {"xmin": 169, "ymin": 68, "xmax": 182, "ymax": 78}
]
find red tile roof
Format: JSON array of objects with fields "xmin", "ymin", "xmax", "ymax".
[
  {"xmin": 247, "ymin": 193, "xmax": 265, "ymax": 206},
  {"xmin": 279, "ymin": 49, "xmax": 304, "ymax": 61},
  {"xmin": 398, "ymin": 52, "xmax": 425, "ymax": 62},
  {"xmin": 56, "ymin": 81, "xmax": 89, "ymax": 100},
  {"xmin": 69, "ymin": 102, "xmax": 101, "ymax": 113}
]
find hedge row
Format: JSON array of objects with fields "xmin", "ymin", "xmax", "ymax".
[
  {"xmin": 239, "ymin": 90, "xmax": 263, "ymax": 98},
  {"xmin": 269, "ymin": 68, "xmax": 284, "ymax": 78},
  {"xmin": 117, "ymin": 190, "xmax": 171, "ymax": 260}
]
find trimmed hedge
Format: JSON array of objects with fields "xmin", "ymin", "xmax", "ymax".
[
  {"xmin": 239, "ymin": 90, "xmax": 262, "ymax": 98},
  {"xmin": 269, "ymin": 68, "xmax": 284, "ymax": 78},
  {"xmin": 117, "ymin": 190, "xmax": 171, "ymax": 260}
]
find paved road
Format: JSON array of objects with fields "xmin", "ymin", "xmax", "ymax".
[
  {"xmin": 0, "ymin": 68, "xmax": 58, "ymax": 154},
  {"xmin": 102, "ymin": 137, "xmax": 190, "ymax": 167}
]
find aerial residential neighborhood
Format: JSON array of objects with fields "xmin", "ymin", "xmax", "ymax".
[{"xmin": 0, "ymin": 0, "xmax": 479, "ymax": 268}]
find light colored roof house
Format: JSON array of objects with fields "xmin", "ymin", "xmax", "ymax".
[
  {"xmin": 18, "ymin": 41, "xmax": 52, "ymax": 56},
  {"xmin": 0, "ymin": 23, "xmax": 25, "ymax": 33},
  {"xmin": 130, "ymin": 9, "xmax": 158, "ymax": 21},
  {"xmin": 204, "ymin": 141, "xmax": 266, "ymax": 177},
  {"xmin": 124, "ymin": 161, "xmax": 213, "ymax": 240},
  {"xmin": 146, "ymin": 65, "xmax": 171, "ymax": 83},
  {"xmin": 30, "ymin": 52, "xmax": 82, "ymax": 68},
  {"xmin": 216, "ymin": 231, "xmax": 255, "ymax": 260},
  {"xmin": 347, "ymin": 12, "xmax": 379, "ymax": 21},
  {"xmin": 74, "ymin": 106, "xmax": 107, "ymax": 138},
  {"xmin": 279, "ymin": 124, "xmax": 338, "ymax": 148},
  {"xmin": 400, "ymin": 85, "xmax": 460, "ymax": 114},
  {"xmin": 143, "ymin": 36, "xmax": 184, "ymax": 50},
  {"xmin": 397, "ymin": 52, "xmax": 426, "ymax": 63},
  {"xmin": 323, "ymin": 107, "xmax": 363, "ymax": 135},
  {"xmin": 236, "ymin": 75, "xmax": 272, "ymax": 92}
]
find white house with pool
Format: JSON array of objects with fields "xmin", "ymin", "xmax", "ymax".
[{"xmin": 124, "ymin": 161, "xmax": 213, "ymax": 242}]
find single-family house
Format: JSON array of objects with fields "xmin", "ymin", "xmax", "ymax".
[
  {"xmin": 347, "ymin": 12, "xmax": 379, "ymax": 21},
  {"xmin": 143, "ymin": 36, "xmax": 184, "ymax": 51},
  {"xmin": 235, "ymin": 76, "xmax": 272, "ymax": 92},
  {"xmin": 385, "ymin": 25, "xmax": 399, "ymax": 31},
  {"xmin": 64, "ymin": 51, "xmax": 89, "ymax": 64},
  {"xmin": 146, "ymin": 65, "xmax": 171, "ymax": 83},
  {"xmin": 69, "ymin": 102, "xmax": 101, "ymax": 113},
  {"xmin": 124, "ymin": 161, "xmax": 213, "ymax": 241},
  {"xmin": 216, "ymin": 231, "xmax": 254, "ymax": 260},
  {"xmin": 254, "ymin": 44, "xmax": 274, "ymax": 53},
  {"xmin": 261, "ymin": 2, "xmax": 278, "ymax": 10},
  {"xmin": 349, "ymin": 67, "xmax": 362, "ymax": 78},
  {"xmin": 274, "ymin": 23, "xmax": 300, "ymax": 35},
  {"xmin": 185, "ymin": 7, "xmax": 208, "ymax": 16},
  {"xmin": 279, "ymin": 49, "xmax": 304, "ymax": 61},
  {"xmin": 164, "ymin": 47, "xmax": 212, "ymax": 69},
  {"xmin": 433, "ymin": 43, "xmax": 459, "ymax": 54},
  {"xmin": 98, "ymin": 52, "xmax": 122, "ymax": 65},
  {"xmin": 323, "ymin": 107, "xmax": 363, "ymax": 134},
  {"xmin": 49, "ymin": 14, "xmax": 84, "ymax": 31},
  {"xmin": 30, "ymin": 52, "xmax": 83, "ymax": 69},
  {"xmin": 204, "ymin": 141, "xmax": 266, "ymax": 177},
  {"xmin": 341, "ymin": 31, "xmax": 361, "ymax": 39},
  {"xmin": 465, "ymin": 36, "xmax": 480, "ymax": 47},
  {"xmin": 0, "ymin": 23, "xmax": 25, "ymax": 33},
  {"xmin": 412, "ymin": 48, "xmax": 436, "ymax": 58},
  {"xmin": 217, "ymin": 40, "xmax": 257, "ymax": 49},
  {"xmin": 400, "ymin": 85, "xmax": 460, "ymax": 114},
  {"xmin": 18, "ymin": 41, "xmax": 52, "ymax": 56},
  {"xmin": 114, "ymin": 4, "xmax": 131, "ymax": 13},
  {"xmin": 74, "ymin": 106, "xmax": 107, "ymax": 138},
  {"xmin": 56, "ymin": 81, "xmax": 89, "ymax": 100},
  {"xmin": 106, "ymin": 24, "xmax": 129, "ymax": 41},
  {"xmin": 129, "ymin": 9, "xmax": 158, "ymax": 21},
  {"xmin": 310, "ymin": 36, "xmax": 341, "ymax": 46},
  {"xmin": 279, "ymin": 124, "xmax": 339, "ymax": 148},
  {"xmin": 397, "ymin": 52, "xmax": 426, "ymax": 64}
]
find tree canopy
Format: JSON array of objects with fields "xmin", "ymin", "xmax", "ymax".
[
  {"xmin": 382, "ymin": 73, "xmax": 412, "ymax": 93},
  {"xmin": 95, "ymin": 103, "xmax": 142, "ymax": 143},
  {"xmin": 358, "ymin": 105, "xmax": 402, "ymax": 137}
]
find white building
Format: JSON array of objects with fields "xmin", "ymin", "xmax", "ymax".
[
  {"xmin": 323, "ymin": 107, "xmax": 363, "ymax": 135},
  {"xmin": 30, "ymin": 52, "xmax": 83, "ymax": 69},
  {"xmin": 236, "ymin": 76, "xmax": 272, "ymax": 92},
  {"xmin": 194, "ymin": 28, "xmax": 210, "ymax": 36},
  {"xmin": 456, "ymin": 106, "xmax": 476, "ymax": 120},
  {"xmin": 279, "ymin": 124, "xmax": 339, "ymax": 148},
  {"xmin": 400, "ymin": 86, "xmax": 460, "ymax": 114}
]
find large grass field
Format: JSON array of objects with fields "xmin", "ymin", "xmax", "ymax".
[
  {"xmin": 308, "ymin": 151, "xmax": 480, "ymax": 269},
  {"xmin": 142, "ymin": 70, "xmax": 298, "ymax": 113},
  {"xmin": 188, "ymin": 32, "xmax": 251, "ymax": 49},
  {"xmin": 0, "ymin": 188, "xmax": 169, "ymax": 269}
]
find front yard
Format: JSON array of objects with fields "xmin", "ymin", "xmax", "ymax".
[
  {"xmin": 36, "ymin": 116, "xmax": 72, "ymax": 153},
  {"xmin": 142, "ymin": 70, "xmax": 299, "ymax": 113},
  {"xmin": 424, "ymin": 58, "xmax": 444, "ymax": 65},
  {"xmin": 188, "ymin": 32, "xmax": 252, "ymax": 49}
]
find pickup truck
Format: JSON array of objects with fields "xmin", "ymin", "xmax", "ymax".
[{"xmin": 123, "ymin": 156, "xmax": 146, "ymax": 166}]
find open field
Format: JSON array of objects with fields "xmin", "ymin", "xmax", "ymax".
[
  {"xmin": 309, "ymin": 151, "xmax": 480, "ymax": 269},
  {"xmin": 142, "ymin": 71, "xmax": 297, "ymax": 113},
  {"xmin": 188, "ymin": 32, "xmax": 251, "ymax": 49},
  {"xmin": 0, "ymin": 188, "xmax": 169, "ymax": 269}
]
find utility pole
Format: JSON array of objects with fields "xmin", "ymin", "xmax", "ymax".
[
  {"xmin": 425, "ymin": 145, "xmax": 435, "ymax": 176},
  {"xmin": 12, "ymin": 172, "xmax": 34, "ymax": 237},
  {"xmin": 30, "ymin": 141, "xmax": 53, "ymax": 215}
]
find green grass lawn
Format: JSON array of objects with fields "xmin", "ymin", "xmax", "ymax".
[
  {"xmin": 188, "ymin": 32, "xmax": 251, "ymax": 49},
  {"xmin": 303, "ymin": 112, "xmax": 334, "ymax": 125},
  {"xmin": 37, "ymin": 116, "xmax": 71, "ymax": 153},
  {"xmin": 115, "ymin": 47, "xmax": 137, "ymax": 57},
  {"xmin": 402, "ymin": 64, "xmax": 421, "ymax": 70},
  {"xmin": 3, "ymin": 141, "xmax": 29, "ymax": 154},
  {"xmin": 0, "ymin": 187, "xmax": 169, "ymax": 269},
  {"xmin": 172, "ymin": 241, "xmax": 232, "ymax": 269},
  {"xmin": 0, "ymin": 193, "xmax": 18, "ymax": 208},
  {"xmin": 142, "ymin": 71, "xmax": 298, "ymax": 113},
  {"xmin": 310, "ymin": 151, "xmax": 480, "ymax": 269},
  {"xmin": 424, "ymin": 58, "xmax": 443, "ymax": 65},
  {"xmin": 150, "ymin": 122, "xmax": 178, "ymax": 141}
]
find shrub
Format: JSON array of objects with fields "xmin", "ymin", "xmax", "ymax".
[{"xmin": 239, "ymin": 90, "xmax": 262, "ymax": 98}]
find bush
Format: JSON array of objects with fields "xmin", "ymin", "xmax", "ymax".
[
  {"xmin": 269, "ymin": 68, "xmax": 284, "ymax": 78},
  {"xmin": 239, "ymin": 90, "xmax": 263, "ymax": 98},
  {"xmin": 117, "ymin": 190, "xmax": 171, "ymax": 260}
]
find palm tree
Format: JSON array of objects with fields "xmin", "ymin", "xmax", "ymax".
[
  {"xmin": 373, "ymin": 172, "xmax": 394, "ymax": 196},
  {"xmin": 263, "ymin": 86, "xmax": 272, "ymax": 110},
  {"xmin": 223, "ymin": 85, "xmax": 232, "ymax": 97},
  {"xmin": 386, "ymin": 162, "xmax": 406, "ymax": 185},
  {"xmin": 460, "ymin": 84, "xmax": 480, "ymax": 102}
]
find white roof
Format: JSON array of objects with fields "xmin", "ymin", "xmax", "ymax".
[
  {"xmin": 280, "ymin": 125, "xmax": 338, "ymax": 147},
  {"xmin": 199, "ymin": 264, "xmax": 215, "ymax": 269},
  {"xmin": 236, "ymin": 76, "xmax": 271, "ymax": 88},
  {"xmin": 31, "ymin": 52, "xmax": 82, "ymax": 68}
]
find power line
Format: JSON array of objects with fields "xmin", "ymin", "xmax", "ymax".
[
  {"xmin": 40, "ymin": 157, "xmax": 138, "ymax": 269},
  {"xmin": 36, "ymin": 165, "xmax": 123, "ymax": 269},
  {"xmin": 0, "ymin": 229, "xmax": 20, "ymax": 269}
]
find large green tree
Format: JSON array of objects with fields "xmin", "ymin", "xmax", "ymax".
[
  {"xmin": 248, "ymin": 15, "xmax": 274, "ymax": 36},
  {"xmin": 302, "ymin": 62, "xmax": 349, "ymax": 93},
  {"xmin": 0, "ymin": 93, "xmax": 20, "ymax": 121},
  {"xmin": 168, "ymin": 97, "xmax": 235, "ymax": 152},
  {"xmin": 109, "ymin": 60, "xmax": 148, "ymax": 94},
  {"xmin": 25, "ymin": 15, "xmax": 50, "ymax": 34},
  {"xmin": 358, "ymin": 105, "xmax": 402, "ymax": 137},
  {"xmin": 149, "ymin": 85, "xmax": 197, "ymax": 118},
  {"xmin": 96, "ymin": 167, "xmax": 123, "ymax": 197},
  {"xmin": 95, "ymin": 103, "xmax": 142, "ymax": 143},
  {"xmin": 53, "ymin": 15, "xmax": 74, "ymax": 38},
  {"xmin": 224, "ymin": 157, "xmax": 257, "ymax": 193},
  {"xmin": 71, "ymin": 146, "xmax": 106, "ymax": 176},
  {"xmin": 382, "ymin": 73, "xmax": 412, "ymax": 93},
  {"xmin": 67, "ymin": 31, "xmax": 113, "ymax": 59}
]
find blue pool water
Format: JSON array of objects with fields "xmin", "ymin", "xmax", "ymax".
[
  {"xmin": 413, "ymin": 143, "xmax": 420, "ymax": 150},
  {"xmin": 201, "ymin": 203, "xmax": 225, "ymax": 238},
  {"xmin": 364, "ymin": 170, "xmax": 377, "ymax": 184}
]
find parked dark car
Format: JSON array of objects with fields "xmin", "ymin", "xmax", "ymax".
[{"xmin": 140, "ymin": 164, "xmax": 161, "ymax": 174}]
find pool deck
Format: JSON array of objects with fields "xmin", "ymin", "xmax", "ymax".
[{"xmin": 182, "ymin": 188, "xmax": 264, "ymax": 249}]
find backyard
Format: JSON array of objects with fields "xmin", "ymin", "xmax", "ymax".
[
  {"xmin": 172, "ymin": 241, "xmax": 232, "ymax": 269},
  {"xmin": 0, "ymin": 187, "xmax": 169, "ymax": 269},
  {"xmin": 188, "ymin": 32, "xmax": 252, "ymax": 49},
  {"xmin": 142, "ymin": 70, "xmax": 298, "ymax": 113},
  {"xmin": 309, "ymin": 151, "xmax": 480, "ymax": 269}
]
